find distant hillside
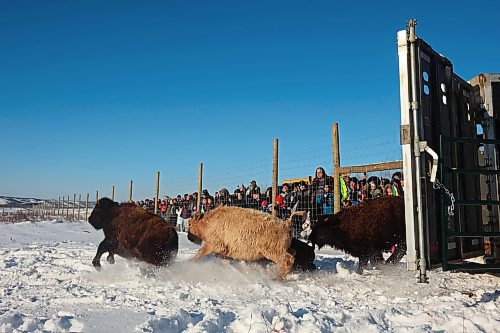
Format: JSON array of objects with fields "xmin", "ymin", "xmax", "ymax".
[{"xmin": 0, "ymin": 196, "xmax": 47, "ymax": 207}]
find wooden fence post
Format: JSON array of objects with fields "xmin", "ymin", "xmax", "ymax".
[
  {"xmin": 272, "ymin": 138, "xmax": 279, "ymax": 218},
  {"xmin": 77, "ymin": 194, "xmax": 81, "ymax": 220},
  {"xmin": 72, "ymin": 194, "xmax": 76, "ymax": 219},
  {"xmin": 154, "ymin": 172, "xmax": 160, "ymax": 214},
  {"xmin": 129, "ymin": 179, "xmax": 133, "ymax": 203},
  {"xmin": 198, "ymin": 163, "xmax": 203, "ymax": 211},
  {"xmin": 85, "ymin": 193, "xmax": 89, "ymax": 221},
  {"xmin": 332, "ymin": 123, "xmax": 341, "ymax": 214}
]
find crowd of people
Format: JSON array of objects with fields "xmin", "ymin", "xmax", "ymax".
[{"xmin": 136, "ymin": 167, "xmax": 404, "ymax": 236}]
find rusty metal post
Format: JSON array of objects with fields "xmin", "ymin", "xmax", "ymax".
[
  {"xmin": 332, "ymin": 123, "xmax": 341, "ymax": 213},
  {"xmin": 154, "ymin": 172, "xmax": 160, "ymax": 214},
  {"xmin": 198, "ymin": 163, "xmax": 203, "ymax": 211},
  {"xmin": 272, "ymin": 138, "xmax": 279, "ymax": 217},
  {"xmin": 111, "ymin": 186, "xmax": 115, "ymax": 201}
]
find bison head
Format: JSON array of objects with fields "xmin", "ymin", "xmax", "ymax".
[
  {"xmin": 88, "ymin": 197, "xmax": 119, "ymax": 230},
  {"xmin": 308, "ymin": 215, "xmax": 342, "ymax": 250},
  {"xmin": 187, "ymin": 211, "xmax": 205, "ymax": 245}
]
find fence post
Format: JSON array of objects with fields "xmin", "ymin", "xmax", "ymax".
[
  {"xmin": 272, "ymin": 138, "xmax": 279, "ymax": 218},
  {"xmin": 198, "ymin": 163, "xmax": 203, "ymax": 211},
  {"xmin": 332, "ymin": 123, "xmax": 341, "ymax": 214},
  {"xmin": 72, "ymin": 194, "xmax": 76, "ymax": 219},
  {"xmin": 77, "ymin": 194, "xmax": 81, "ymax": 220},
  {"xmin": 96, "ymin": 190, "xmax": 99, "ymax": 204},
  {"xmin": 85, "ymin": 193, "xmax": 89, "ymax": 220},
  {"xmin": 153, "ymin": 171, "xmax": 160, "ymax": 214},
  {"xmin": 112, "ymin": 186, "xmax": 115, "ymax": 201},
  {"xmin": 61, "ymin": 196, "xmax": 64, "ymax": 218},
  {"xmin": 129, "ymin": 179, "xmax": 133, "ymax": 203},
  {"xmin": 58, "ymin": 196, "xmax": 61, "ymax": 216},
  {"xmin": 66, "ymin": 195, "xmax": 69, "ymax": 219}
]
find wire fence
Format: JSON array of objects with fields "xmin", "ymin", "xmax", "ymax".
[{"xmin": 1, "ymin": 125, "xmax": 403, "ymax": 241}]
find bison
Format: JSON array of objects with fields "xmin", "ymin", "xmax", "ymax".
[
  {"xmin": 187, "ymin": 206, "xmax": 306, "ymax": 279},
  {"xmin": 88, "ymin": 198, "xmax": 178, "ymax": 270},
  {"xmin": 309, "ymin": 196, "xmax": 406, "ymax": 274}
]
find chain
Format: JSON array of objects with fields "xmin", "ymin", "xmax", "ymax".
[{"xmin": 432, "ymin": 178, "xmax": 456, "ymax": 225}]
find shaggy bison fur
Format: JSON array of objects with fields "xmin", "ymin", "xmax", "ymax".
[
  {"xmin": 187, "ymin": 206, "xmax": 306, "ymax": 279},
  {"xmin": 88, "ymin": 198, "xmax": 178, "ymax": 269},
  {"xmin": 309, "ymin": 196, "xmax": 406, "ymax": 274},
  {"xmin": 188, "ymin": 234, "xmax": 316, "ymax": 271}
]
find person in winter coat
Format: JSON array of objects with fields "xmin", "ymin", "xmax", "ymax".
[
  {"xmin": 318, "ymin": 184, "xmax": 334, "ymax": 215},
  {"xmin": 311, "ymin": 167, "xmax": 334, "ymax": 219}
]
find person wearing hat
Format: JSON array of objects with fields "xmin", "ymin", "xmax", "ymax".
[
  {"xmin": 246, "ymin": 180, "xmax": 260, "ymax": 197},
  {"xmin": 368, "ymin": 181, "xmax": 383, "ymax": 199}
]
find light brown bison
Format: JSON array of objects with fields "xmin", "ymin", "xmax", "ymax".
[
  {"xmin": 88, "ymin": 198, "xmax": 178, "ymax": 269},
  {"xmin": 187, "ymin": 206, "xmax": 306, "ymax": 279},
  {"xmin": 309, "ymin": 196, "xmax": 406, "ymax": 274}
]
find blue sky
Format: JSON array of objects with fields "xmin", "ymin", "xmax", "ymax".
[{"xmin": 1, "ymin": 1, "xmax": 499, "ymax": 201}]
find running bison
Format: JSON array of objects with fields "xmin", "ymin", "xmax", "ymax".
[
  {"xmin": 187, "ymin": 206, "xmax": 306, "ymax": 279},
  {"xmin": 309, "ymin": 195, "xmax": 406, "ymax": 274},
  {"xmin": 88, "ymin": 198, "xmax": 178, "ymax": 269}
]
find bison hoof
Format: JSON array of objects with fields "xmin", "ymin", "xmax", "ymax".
[
  {"xmin": 92, "ymin": 261, "xmax": 102, "ymax": 271},
  {"xmin": 106, "ymin": 256, "xmax": 115, "ymax": 264}
]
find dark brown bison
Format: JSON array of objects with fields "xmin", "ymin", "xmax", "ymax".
[
  {"xmin": 290, "ymin": 238, "xmax": 316, "ymax": 271},
  {"xmin": 309, "ymin": 196, "xmax": 406, "ymax": 274},
  {"xmin": 88, "ymin": 198, "xmax": 178, "ymax": 269}
]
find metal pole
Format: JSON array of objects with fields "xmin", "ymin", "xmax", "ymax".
[
  {"xmin": 66, "ymin": 195, "xmax": 69, "ymax": 219},
  {"xmin": 197, "ymin": 164, "xmax": 203, "ymax": 211},
  {"xmin": 408, "ymin": 19, "xmax": 427, "ymax": 283},
  {"xmin": 111, "ymin": 186, "xmax": 115, "ymax": 202},
  {"xmin": 154, "ymin": 171, "xmax": 160, "ymax": 214},
  {"xmin": 272, "ymin": 139, "xmax": 279, "ymax": 217},
  {"xmin": 58, "ymin": 196, "xmax": 61, "ymax": 216},
  {"xmin": 85, "ymin": 193, "xmax": 89, "ymax": 221},
  {"xmin": 77, "ymin": 194, "xmax": 81, "ymax": 220},
  {"xmin": 96, "ymin": 190, "xmax": 99, "ymax": 204},
  {"xmin": 129, "ymin": 179, "xmax": 133, "ymax": 203},
  {"xmin": 61, "ymin": 196, "xmax": 64, "ymax": 218},
  {"xmin": 332, "ymin": 123, "xmax": 341, "ymax": 213}
]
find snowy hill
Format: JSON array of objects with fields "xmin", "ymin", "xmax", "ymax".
[{"xmin": 0, "ymin": 195, "xmax": 46, "ymax": 207}]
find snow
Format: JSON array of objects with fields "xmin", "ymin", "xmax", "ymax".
[{"xmin": 1, "ymin": 220, "xmax": 499, "ymax": 333}]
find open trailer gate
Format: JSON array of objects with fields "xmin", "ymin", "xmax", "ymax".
[{"xmin": 397, "ymin": 20, "xmax": 500, "ymax": 281}]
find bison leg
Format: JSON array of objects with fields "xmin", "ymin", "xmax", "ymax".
[
  {"xmin": 92, "ymin": 239, "xmax": 111, "ymax": 270},
  {"xmin": 386, "ymin": 242, "xmax": 407, "ymax": 264},
  {"xmin": 265, "ymin": 251, "xmax": 295, "ymax": 280},
  {"xmin": 106, "ymin": 240, "xmax": 118, "ymax": 264},
  {"xmin": 192, "ymin": 242, "xmax": 228, "ymax": 261},
  {"xmin": 106, "ymin": 254, "xmax": 115, "ymax": 264},
  {"xmin": 357, "ymin": 257, "xmax": 368, "ymax": 274},
  {"xmin": 369, "ymin": 252, "xmax": 384, "ymax": 264},
  {"xmin": 192, "ymin": 244, "xmax": 213, "ymax": 260}
]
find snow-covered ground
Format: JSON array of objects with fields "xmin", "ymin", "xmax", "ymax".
[{"xmin": 1, "ymin": 220, "xmax": 499, "ymax": 333}]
